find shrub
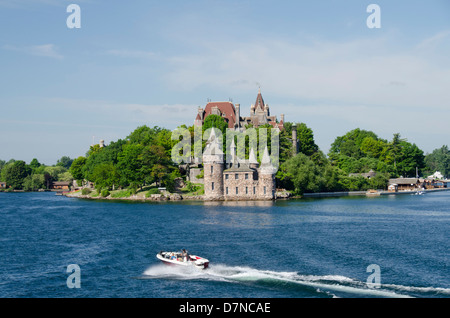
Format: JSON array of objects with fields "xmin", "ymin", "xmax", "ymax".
[
  {"xmin": 147, "ymin": 188, "xmax": 160, "ymax": 196},
  {"xmin": 81, "ymin": 188, "xmax": 92, "ymax": 195},
  {"xmin": 101, "ymin": 189, "xmax": 110, "ymax": 197},
  {"xmin": 185, "ymin": 181, "xmax": 199, "ymax": 192},
  {"xmin": 111, "ymin": 189, "xmax": 132, "ymax": 198}
]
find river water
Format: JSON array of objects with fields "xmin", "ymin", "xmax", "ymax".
[{"xmin": 0, "ymin": 191, "xmax": 448, "ymax": 298}]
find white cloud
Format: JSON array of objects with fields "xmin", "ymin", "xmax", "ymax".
[
  {"xmin": 3, "ymin": 44, "xmax": 63, "ymax": 59},
  {"xmin": 160, "ymin": 33, "xmax": 450, "ymax": 153},
  {"xmin": 41, "ymin": 97, "xmax": 195, "ymax": 129},
  {"xmin": 164, "ymin": 35, "xmax": 450, "ymax": 110},
  {"xmin": 416, "ymin": 30, "xmax": 450, "ymax": 50}
]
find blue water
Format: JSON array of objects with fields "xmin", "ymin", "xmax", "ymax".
[{"xmin": 0, "ymin": 191, "xmax": 449, "ymax": 298}]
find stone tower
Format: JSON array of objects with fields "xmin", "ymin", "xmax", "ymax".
[
  {"xmin": 203, "ymin": 129, "xmax": 224, "ymax": 200},
  {"xmin": 258, "ymin": 146, "xmax": 277, "ymax": 200},
  {"xmin": 292, "ymin": 124, "xmax": 298, "ymax": 156}
]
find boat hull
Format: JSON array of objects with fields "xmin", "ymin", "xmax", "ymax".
[{"xmin": 156, "ymin": 252, "xmax": 209, "ymax": 269}]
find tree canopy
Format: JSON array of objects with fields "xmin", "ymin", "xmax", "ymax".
[{"xmin": 328, "ymin": 129, "xmax": 425, "ymax": 178}]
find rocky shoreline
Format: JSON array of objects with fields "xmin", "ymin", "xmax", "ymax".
[
  {"xmin": 63, "ymin": 191, "xmax": 204, "ymax": 201},
  {"xmin": 63, "ymin": 187, "xmax": 450, "ymax": 202},
  {"xmin": 63, "ymin": 189, "xmax": 293, "ymax": 202}
]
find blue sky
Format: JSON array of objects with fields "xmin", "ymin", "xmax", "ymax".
[{"xmin": 0, "ymin": 0, "xmax": 449, "ymax": 164}]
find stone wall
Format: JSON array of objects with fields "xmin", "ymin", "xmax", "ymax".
[
  {"xmin": 223, "ymin": 171, "xmax": 259, "ymax": 200},
  {"xmin": 258, "ymin": 173, "xmax": 275, "ymax": 200},
  {"xmin": 189, "ymin": 168, "xmax": 204, "ymax": 184},
  {"xmin": 203, "ymin": 162, "xmax": 224, "ymax": 200}
]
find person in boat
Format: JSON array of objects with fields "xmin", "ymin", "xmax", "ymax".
[
  {"xmin": 170, "ymin": 253, "xmax": 176, "ymax": 260},
  {"xmin": 182, "ymin": 249, "xmax": 190, "ymax": 262}
]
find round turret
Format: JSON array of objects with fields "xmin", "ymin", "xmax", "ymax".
[{"xmin": 203, "ymin": 129, "xmax": 224, "ymax": 200}]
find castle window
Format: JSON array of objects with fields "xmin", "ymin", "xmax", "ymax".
[
  {"xmin": 245, "ymin": 173, "xmax": 248, "ymax": 180},
  {"xmin": 253, "ymin": 187, "xmax": 256, "ymax": 195},
  {"xmin": 212, "ymin": 182, "xmax": 214, "ymax": 191},
  {"xmin": 226, "ymin": 187, "xmax": 228, "ymax": 195},
  {"xmin": 235, "ymin": 174, "xmax": 238, "ymax": 180},
  {"xmin": 246, "ymin": 187, "xmax": 248, "ymax": 194},
  {"xmin": 264, "ymin": 186, "xmax": 266, "ymax": 194},
  {"xmin": 236, "ymin": 187, "xmax": 238, "ymax": 195},
  {"xmin": 225, "ymin": 174, "xmax": 229, "ymax": 180},
  {"xmin": 211, "ymin": 166, "xmax": 213, "ymax": 174}
]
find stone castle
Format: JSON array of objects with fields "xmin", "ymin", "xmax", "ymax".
[
  {"xmin": 189, "ymin": 89, "xmax": 289, "ymax": 201},
  {"xmin": 194, "ymin": 89, "xmax": 284, "ymax": 131},
  {"xmin": 202, "ymin": 128, "xmax": 277, "ymax": 201}
]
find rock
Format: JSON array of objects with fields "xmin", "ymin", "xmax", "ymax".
[{"xmin": 169, "ymin": 193, "xmax": 183, "ymax": 201}]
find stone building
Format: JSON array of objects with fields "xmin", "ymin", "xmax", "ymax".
[
  {"xmin": 194, "ymin": 89, "xmax": 284, "ymax": 131},
  {"xmin": 203, "ymin": 129, "xmax": 277, "ymax": 201}
]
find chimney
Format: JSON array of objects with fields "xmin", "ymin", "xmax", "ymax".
[
  {"xmin": 235, "ymin": 103, "xmax": 240, "ymax": 129},
  {"xmin": 292, "ymin": 125, "xmax": 298, "ymax": 156}
]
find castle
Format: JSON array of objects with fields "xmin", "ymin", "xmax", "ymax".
[
  {"xmin": 190, "ymin": 89, "xmax": 286, "ymax": 201},
  {"xmin": 202, "ymin": 128, "xmax": 277, "ymax": 201},
  {"xmin": 194, "ymin": 89, "xmax": 284, "ymax": 131}
]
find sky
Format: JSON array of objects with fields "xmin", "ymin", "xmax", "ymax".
[{"xmin": 0, "ymin": 0, "xmax": 449, "ymax": 165}]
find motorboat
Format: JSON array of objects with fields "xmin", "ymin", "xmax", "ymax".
[{"xmin": 156, "ymin": 250, "xmax": 209, "ymax": 269}]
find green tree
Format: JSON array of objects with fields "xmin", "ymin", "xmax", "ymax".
[
  {"xmin": 58, "ymin": 171, "xmax": 74, "ymax": 182},
  {"xmin": 44, "ymin": 166, "xmax": 67, "ymax": 182},
  {"xmin": 56, "ymin": 156, "xmax": 73, "ymax": 169},
  {"xmin": 127, "ymin": 125, "xmax": 163, "ymax": 146},
  {"xmin": 203, "ymin": 114, "xmax": 228, "ymax": 136},
  {"xmin": 70, "ymin": 156, "xmax": 87, "ymax": 181},
  {"xmin": 338, "ymin": 175, "xmax": 370, "ymax": 191},
  {"xmin": 23, "ymin": 174, "xmax": 46, "ymax": 191},
  {"xmin": 384, "ymin": 133, "xmax": 405, "ymax": 172},
  {"xmin": 360, "ymin": 137, "xmax": 385, "ymax": 158},
  {"xmin": 203, "ymin": 115, "xmax": 229, "ymax": 154},
  {"xmin": 396, "ymin": 141, "xmax": 425, "ymax": 177},
  {"xmin": 329, "ymin": 128, "xmax": 378, "ymax": 159},
  {"xmin": 284, "ymin": 153, "xmax": 326, "ymax": 195},
  {"xmin": 92, "ymin": 162, "xmax": 119, "ymax": 190},
  {"xmin": 86, "ymin": 144, "xmax": 102, "ymax": 157},
  {"xmin": 2, "ymin": 161, "xmax": 31, "ymax": 189},
  {"xmin": 29, "ymin": 158, "xmax": 41, "ymax": 170},
  {"xmin": 141, "ymin": 144, "xmax": 172, "ymax": 186},
  {"xmin": 368, "ymin": 173, "xmax": 389, "ymax": 190},
  {"xmin": 296, "ymin": 123, "xmax": 319, "ymax": 156},
  {"xmin": 425, "ymin": 145, "xmax": 450, "ymax": 177},
  {"xmin": 116, "ymin": 143, "xmax": 146, "ymax": 188}
]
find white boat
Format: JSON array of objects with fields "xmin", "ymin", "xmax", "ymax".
[{"xmin": 156, "ymin": 250, "xmax": 209, "ymax": 269}]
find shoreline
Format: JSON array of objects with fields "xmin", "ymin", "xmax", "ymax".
[
  {"xmin": 3, "ymin": 187, "xmax": 449, "ymax": 201},
  {"xmin": 60, "ymin": 187, "xmax": 450, "ymax": 202},
  {"xmin": 302, "ymin": 187, "xmax": 450, "ymax": 198}
]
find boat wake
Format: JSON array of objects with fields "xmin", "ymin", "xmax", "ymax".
[{"xmin": 140, "ymin": 263, "xmax": 450, "ymax": 298}]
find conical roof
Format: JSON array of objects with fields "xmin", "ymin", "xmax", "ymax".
[
  {"xmin": 259, "ymin": 146, "xmax": 277, "ymax": 175},
  {"xmin": 254, "ymin": 88, "xmax": 265, "ymax": 111}
]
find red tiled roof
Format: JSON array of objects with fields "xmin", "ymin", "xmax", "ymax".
[{"xmin": 203, "ymin": 102, "xmax": 237, "ymax": 129}]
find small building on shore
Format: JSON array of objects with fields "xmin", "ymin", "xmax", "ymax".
[
  {"xmin": 388, "ymin": 178, "xmax": 422, "ymax": 192},
  {"xmin": 0, "ymin": 181, "xmax": 6, "ymax": 189},
  {"xmin": 388, "ymin": 177, "xmax": 448, "ymax": 192},
  {"xmin": 51, "ymin": 181, "xmax": 71, "ymax": 190}
]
